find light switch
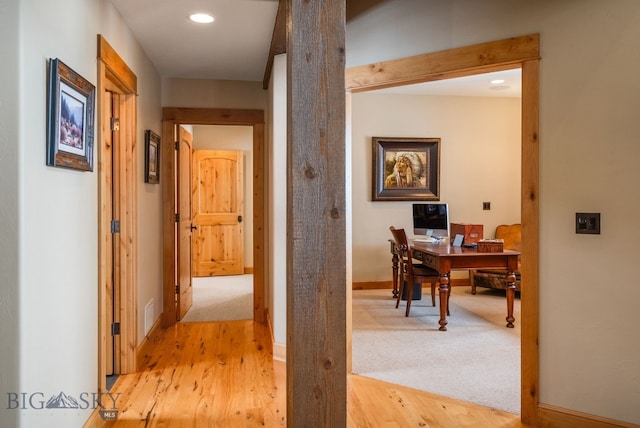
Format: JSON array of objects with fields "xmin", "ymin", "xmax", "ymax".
[{"xmin": 576, "ymin": 213, "xmax": 600, "ymax": 234}]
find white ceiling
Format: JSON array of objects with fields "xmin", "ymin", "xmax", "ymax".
[
  {"xmin": 372, "ymin": 68, "xmax": 522, "ymax": 98},
  {"xmin": 110, "ymin": 0, "xmax": 279, "ymax": 81},
  {"xmin": 109, "ymin": 0, "xmax": 521, "ymax": 97}
]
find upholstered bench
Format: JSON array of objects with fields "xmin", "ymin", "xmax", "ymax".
[{"xmin": 470, "ymin": 223, "xmax": 521, "ymax": 294}]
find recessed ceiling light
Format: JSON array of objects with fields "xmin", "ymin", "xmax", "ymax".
[
  {"xmin": 490, "ymin": 79, "xmax": 506, "ymax": 85},
  {"xmin": 189, "ymin": 13, "xmax": 214, "ymax": 24}
]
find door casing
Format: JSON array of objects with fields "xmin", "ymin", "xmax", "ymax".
[
  {"xmin": 345, "ymin": 34, "xmax": 540, "ymax": 424},
  {"xmin": 97, "ymin": 35, "xmax": 139, "ymax": 391},
  {"xmin": 161, "ymin": 108, "xmax": 266, "ymax": 327}
]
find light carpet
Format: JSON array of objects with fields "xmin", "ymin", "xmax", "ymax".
[
  {"xmin": 181, "ymin": 275, "xmax": 253, "ymax": 322},
  {"xmin": 351, "ymin": 287, "xmax": 521, "ymax": 415}
]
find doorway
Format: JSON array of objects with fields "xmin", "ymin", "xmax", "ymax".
[
  {"xmin": 345, "ymin": 34, "xmax": 540, "ymax": 423},
  {"xmin": 161, "ymin": 108, "xmax": 266, "ymax": 327},
  {"xmin": 186, "ymin": 126, "xmax": 254, "ymax": 322},
  {"xmin": 97, "ymin": 35, "xmax": 139, "ymax": 392}
]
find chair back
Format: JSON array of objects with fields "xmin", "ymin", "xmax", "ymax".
[
  {"xmin": 389, "ymin": 226, "xmax": 416, "ymax": 275},
  {"xmin": 495, "ymin": 224, "xmax": 521, "ymax": 251}
]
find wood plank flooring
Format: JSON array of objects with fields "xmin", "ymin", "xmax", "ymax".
[{"xmin": 84, "ymin": 320, "xmax": 525, "ymax": 427}]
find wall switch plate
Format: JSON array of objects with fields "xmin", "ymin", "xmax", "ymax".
[
  {"xmin": 576, "ymin": 213, "xmax": 600, "ymax": 234},
  {"xmin": 483, "ymin": 202, "xmax": 491, "ymax": 210}
]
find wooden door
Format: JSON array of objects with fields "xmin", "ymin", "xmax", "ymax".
[
  {"xmin": 177, "ymin": 126, "xmax": 193, "ymax": 320},
  {"xmin": 191, "ymin": 150, "xmax": 244, "ymax": 276}
]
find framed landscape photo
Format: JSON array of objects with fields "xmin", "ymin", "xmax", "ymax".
[
  {"xmin": 46, "ymin": 58, "xmax": 95, "ymax": 171},
  {"xmin": 145, "ymin": 129, "xmax": 160, "ymax": 184},
  {"xmin": 372, "ymin": 137, "xmax": 441, "ymax": 201}
]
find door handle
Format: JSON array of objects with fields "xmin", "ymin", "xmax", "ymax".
[
  {"xmin": 190, "ymin": 225, "xmax": 197, "ymax": 231},
  {"xmin": 237, "ymin": 215, "xmax": 243, "ymax": 223}
]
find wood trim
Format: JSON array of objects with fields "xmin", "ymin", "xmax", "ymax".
[
  {"xmin": 345, "ymin": 34, "xmax": 540, "ymax": 425},
  {"xmin": 346, "ymin": 34, "xmax": 540, "ymax": 92},
  {"xmin": 161, "ymin": 121, "xmax": 177, "ymax": 327},
  {"xmin": 252, "ymin": 123, "xmax": 266, "ymax": 323},
  {"xmin": 244, "ymin": 267, "xmax": 255, "ymax": 275},
  {"xmin": 162, "ymin": 107, "xmax": 264, "ymax": 125},
  {"xmin": 161, "ymin": 108, "xmax": 267, "ymax": 327},
  {"xmin": 97, "ymin": 35, "xmax": 137, "ymax": 94},
  {"xmin": 287, "ymin": 1, "xmax": 347, "ymax": 425},
  {"xmin": 97, "ymin": 35, "xmax": 138, "ymax": 387},
  {"xmin": 521, "ymin": 58, "xmax": 541, "ymax": 425},
  {"xmin": 538, "ymin": 404, "xmax": 639, "ymax": 428}
]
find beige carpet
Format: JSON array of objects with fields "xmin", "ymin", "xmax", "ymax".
[
  {"xmin": 181, "ymin": 274, "xmax": 253, "ymax": 322},
  {"xmin": 351, "ymin": 287, "xmax": 521, "ymax": 415}
]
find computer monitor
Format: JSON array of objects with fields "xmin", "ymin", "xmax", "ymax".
[{"xmin": 412, "ymin": 203, "xmax": 450, "ymax": 239}]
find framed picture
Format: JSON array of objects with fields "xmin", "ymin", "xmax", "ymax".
[
  {"xmin": 145, "ymin": 130, "xmax": 160, "ymax": 184},
  {"xmin": 372, "ymin": 137, "xmax": 440, "ymax": 201},
  {"xmin": 46, "ymin": 58, "xmax": 95, "ymax": 171}
]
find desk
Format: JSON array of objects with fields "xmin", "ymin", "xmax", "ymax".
[{"xmin": 390, "ymin": 240, "xmax": 520, "ymax": 331}]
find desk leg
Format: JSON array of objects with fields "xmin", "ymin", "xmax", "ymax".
[
  {"xmin": 505, "ymin": 271, "xmax": 516, "ymax": 328},
  {"xmin": 438, "ymin": 273, "xmax": 450, "ymax": 331},
  {"xmin": 391, "ymin": 252, "xmax": 399, "ymax": 299}
]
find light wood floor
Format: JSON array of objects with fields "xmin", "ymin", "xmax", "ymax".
[{"xmin": 84, "ymin": 320, "xmax": 525, "ymax": 427}]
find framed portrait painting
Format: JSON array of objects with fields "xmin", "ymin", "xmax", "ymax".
[
  {"xmin": 372, "ymin": 137, "xmax": 441, "ymax": 201},
  {"xmin": 46, "ymin": 58, "xmax": 95, "ymax": 171}
]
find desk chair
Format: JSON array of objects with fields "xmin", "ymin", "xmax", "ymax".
[{"xmin": 389, "ymin": 226, "xmax": 446, "ymax": 317}]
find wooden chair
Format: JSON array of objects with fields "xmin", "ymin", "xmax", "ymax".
[{"xmin": 389, "ymin": 226, "xmax": 447, "ymax": 317}]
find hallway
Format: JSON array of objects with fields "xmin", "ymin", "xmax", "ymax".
[{"xmin": 84, "ymin": 319, "xmax": 523, "ymax": 427}]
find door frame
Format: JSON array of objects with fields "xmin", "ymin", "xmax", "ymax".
[
  {"xmin": 97, "ymin": 35, "xmax": 139, "ymax": 391},
  {"xmin": 161, "ymin": 108, "xmax": 266, "ymax": 326},
  {"xmin": 345, "ymin": 34, "xmax": 540, "ymax": 424}
]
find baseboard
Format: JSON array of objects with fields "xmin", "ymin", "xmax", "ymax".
[
  {"xmin": 244, "ymin": 267, "xmax": 254, "ymax": 274},
  {"xmin": 352, "ymin": 279, "xmax": 470, "ymax": 290},
  {"xmin": 135, "ymin": 314, "xmax": 163, "ymax": 370},
  {"xmin": 538, "ymin": 403, "xmax": 639, "ymax": 428},
  {"xmin": 266, "ymin": 308, "xmax": 287, "ymax": 363},
  {"xmin": 353, "ymin": 280, "xmax": 393, "ymax": 289}
]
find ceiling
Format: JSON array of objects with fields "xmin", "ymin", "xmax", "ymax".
[
  {"xmin": 109, "ymin": 0, "xmax": 521, "ymax": 97},
  {"xmin": 109, "ymin": 0, "xmax": 280, "ymax": 81}
]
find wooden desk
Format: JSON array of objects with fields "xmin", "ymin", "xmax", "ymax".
[{"xmin": 390, "ymin": 240, "xmax": 520, "ymax": 331}]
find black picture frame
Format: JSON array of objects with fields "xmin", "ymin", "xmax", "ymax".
[
  {"xmin": 372, "ymin": 137, "xmax": 441, "ymax": 201},
  {"xmin": 145, "ymin": 130, "xmax": 160, "ymax": 184},
  {"xmin": 46, "ymin": 58, "xmax": 95, "ymax": 171}
]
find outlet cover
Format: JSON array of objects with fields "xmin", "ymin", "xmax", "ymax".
[{"xmin": 576, "ymin": 213, "xmax": 600, "ymax": 234}]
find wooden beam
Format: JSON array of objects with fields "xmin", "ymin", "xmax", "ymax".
[
  {"xmin": 346, "ymin": 34, "xmax": 540, "ymax": 92},
  {"xmin": 263, "ymin": 0, "xmax": 286, "ymax": 89},
  {"xmin": 287, "ymin": 1, "xmax": 347, "ymax": 426}
]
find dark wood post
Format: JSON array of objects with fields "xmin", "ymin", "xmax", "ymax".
[{"xmin": 286, "ymin": 0, "xmax": 347, "ymax": 426}]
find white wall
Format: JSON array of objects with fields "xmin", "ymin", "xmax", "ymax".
[
  {"xmin": 0, "ymin": 0, "xmax": 21, "ymax": 426},
  {"xmin": 347, "ymin": 0, "xmax": 640, "ymax": 423},
  {"xmin": 351, "ymin": 93, "xmax": 521, "ymax": 282},
  {"xmin": 162, "ymin": 78, "xmax": 267, "ymax": 110},
  {"xmin": 0, "ymin": 0, "xmax": 163, "ymax": 426},
  {"xmin": 192, "ymin": 125, "xmax": 254, "ymax": 268},
  {"xmin": 268, "ymin": 54, "xmax": 288, "ymax": 357}
]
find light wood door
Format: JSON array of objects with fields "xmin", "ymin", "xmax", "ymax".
[
  {"xmin": 191, "ymin": 150, "xmax": 244, "ymax": 276},
  {"xmin": 177, "ymin": 126, "xmax": 193, "ymax": 320}
]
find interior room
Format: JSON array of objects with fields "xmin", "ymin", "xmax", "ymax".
[{"xmin": 2, "ymin": 1, "xmax": 640, "ymax": 427}]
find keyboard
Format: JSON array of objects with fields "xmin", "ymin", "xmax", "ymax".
[{"xmin": 413, "ymin": 237, "xmax": 439, "ymax": 243}]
